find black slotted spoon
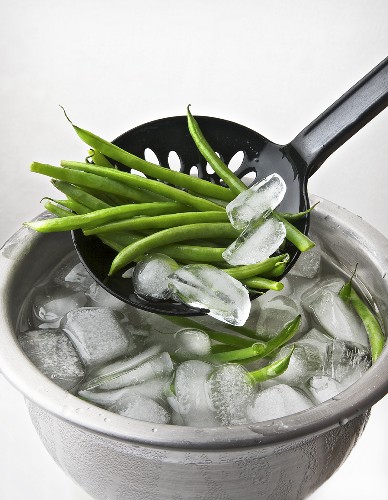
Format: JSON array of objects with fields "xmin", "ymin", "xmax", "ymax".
[{"xmin": 73, "ymin": 56, "xmax": 388, "ymax": 316}]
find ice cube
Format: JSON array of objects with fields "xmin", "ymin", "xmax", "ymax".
[
  {"xmin": 226, "ymin": 173, "xmax": 286, "ymax": 230},
  {"xmin": 208, "ymin": 364, "xmax": 255, "ymax": 425},
  {"xmin": 289, "ymin": 242, "xmax": 321, "ymax": 278},
  {"xmin": 52, "ymin": 254, "xmax": 94, "ymax": 291},
  {"xmin": 63, "ymin": 307, "xmax": 136, "ymax": 367},
  {"xmin": 256, "ymin": 295, "xmax": 308, "ymax": 340},
  {"xmin": 174, "ymin": 329, "xmax": 211, "ymax": 358},
  {"xmin": 302, "ymin": 287, "xmax": 369, "ymax": 347},
  {"xmin": 247, "ymin": 384, "xmax": 313, "ymax": 422},
  {"xmin": 32, "ymin": 286, "xmax": 87, "ymax": 329},
  {"xmin": 170, "ymin": 360, "xmax": 218, "ymax": 427},
  {"xmin": 108, "ymin": 393, "xmax": 171, "ymax": 424},
  {"xmin": 85, "ymin": 351, "xmax": 174, "ymax": 391},
  {"xmin": 169, "ymin": 264, "xmax": 251, "ymax": 326},
  {"xmin": 307, "ymin": 376, "xmax": 343, "ymax": 404},
  {"xmin": 18, "ymin": 329, "xmax": 84, "ymax": 391},
  {"xmin": 132, "ymin": 253, "xmax": 179, "ymax": 300},
  {"xmin": 325, "ymin": 340, "xmax": 370, "ymax": 383},
  {"xmin": 79, "ymin": 376, "xmax": 170, "ymax": 407},
  {"xmin": 86, "ymin": 282, "xmax": 128, "ymax": 311},
  {"xmin": 222, "ymin": 215, "xmax": 286, "ymax": 265},
  {"xmin": 272, "ymin": 341, "xmax": 328, "ymax": 387}
]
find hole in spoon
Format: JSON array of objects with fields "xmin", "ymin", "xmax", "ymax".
[
  {"xmin": 168, "ymin": 151, "xmax": 182, "ymax": 172},
  {"xmin": 228, "ymin": 150, "xmax": 244, "ymax": 172},
  {"xmin": 144, "ymin": 148, "xmax": 159, "ymax": 165}
]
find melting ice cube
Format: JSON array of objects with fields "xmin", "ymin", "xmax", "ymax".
[
  {"xmin": 169, "ymin": 264, "xmax": 251, "ymax": 326},
  {"xmin": 226, "ymin": 173, "xmax": 286, "ymax": 230},
  {"xmin": 108, "ymin": 393, "xmax": 171, "ymax": 424},
  {"xmin": 256, "ymin": 295, "xmax": 308, "ymax": 340},
  {"xmin": 289, "ymin": 242, "xmax": 321, "ymax": 279},
  {"xmin": 169, "ymin": 360, "xmax": 218, "ymax": 427},
  {"xmin": 208, "ymin": 364, "xmax": 255, "ymax": 425},
  {"xmin": 32, "ymin": 286, "xmax": 87, "ymax": 329},
  {"xmin": 302, "ymin": 287, "xmax": 369, "ymax": 347},
  {"xmin": 174, "ymin": 328, "xmax": 211, "ymax": 358},
  {"xmin": 247, "ymin": 384, "xmax": 313, "ymax": 423},
  {"xmin": 84, "ymin": 349, "xmax": 174, "ymax": 391},
  {"xmin": 133, "ymin": 253, "xmax": 179, "ymax": 300},
  {"xmin": 86, "ymin": 282, "xmax": 127, "ymax": 311},
  {"xmin": 63, "ymin": 307, "xmax": 136, "ymax": 367},
  {"xmin": 222, "ymin": 215, "xmax": 286, "ymax": 266},
  {"xmin": 18, "ymin": 329, "xmax": 84, "ymax": 391},
  {"xmin": 307, "ymin": 376, "xmax": 343, "ymax": 404}
]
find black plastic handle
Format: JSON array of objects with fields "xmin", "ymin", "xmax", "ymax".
[{"xmin": 290, "ymin": 56, "xmax": 388, "ymax": 177}]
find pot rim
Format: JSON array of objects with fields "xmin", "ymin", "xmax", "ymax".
[{"xmin": 1, "ymin": 196, "xmax": 388, "ymax": 450}]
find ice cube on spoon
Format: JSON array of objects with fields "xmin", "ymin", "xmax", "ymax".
[
  {"xmin": 222, "ymin": 214, "xmax": 286, "ymax": 266},
  {"xmin": 168, "ymin": 264, "xmax": 251, "ymax": 326},
  {"xmin": 226, "ymin": 173, "xmax": 286, "ymax": 230}
]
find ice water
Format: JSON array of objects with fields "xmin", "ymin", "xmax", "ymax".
[{"xmin": 17, "ymin": 232, "xmax": 382, "ymax": 427}]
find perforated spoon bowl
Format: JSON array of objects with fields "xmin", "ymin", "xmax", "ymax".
[{"xmin": 73, "ymin": 56, "xmax": 388, "ymax": 316}]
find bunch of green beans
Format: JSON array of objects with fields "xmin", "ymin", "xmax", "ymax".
[
  {"xmin": 166, "ymin": 315, "xmax": 301, "ymax": 383},
  {"xmin": 27, "ymin": 108, "xmax": 316, "ymax": 293}
]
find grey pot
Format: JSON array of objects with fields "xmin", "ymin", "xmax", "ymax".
[{"xmin": 0, "ymin": 196, "xmax": 387, "ymax": 500}]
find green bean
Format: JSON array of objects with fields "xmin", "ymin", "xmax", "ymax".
[
  {"xmin": 223, "ymin": 254, "xmax": 289, "ymax": 280},
  {"xmin": 278, "ymin": 202, "xmax": 319, "ymax": 222},
  {"xmin": 262, "ymin": 262, "xmax": 287, "ymax": 278},
  {"xmin": 155, "ymin": 244, "xmax": 225, "ymax": 263},
  {"xmin": 211, "ymin": 316, "xmax": 301, "ymax": 364},
  {"xmin": 64, "ymin": 115, "xmax": 235, "ymax": 202},
  {"xmin": 259, "ymin": 315, "xmax": 301, "ymax": 357},
  {"xmin": 31, "ymin": 162, "xmax": 163, "ymax": 204},
  {"xmin": 42, "ymin": 199, "xmax": 72, "ymax": 218},
  {"xmin": 88, "ymin": 149, "xmax": 114, "ymax": 168},
  {"xmin": 339, "ymin": 281, "xmax": 385, "ymax": 362},
  {"xmin": 208, "ymin": 342, "xmax": 266, "ymax": 363},
  {"xmin": 187, "ymin": 106, "xmax": 247, "ymax": 195},
  {"xmin": 273, "ymin": 212, "xmax": 315, "ymax": 252},
  {"xmin": 248, "ymin": 346, "xmax": 295, "ymax": 384},
  {"xmin": 51, "ymin": 180, "xmax": 112, "ymax": 211},
  {"xmin": 109, "ymin": 223, "xmax": 240, "ymax": 275},
  {"xmin": 83, "ymin": 211, "xmax": 229, "ymax": 235},
  {"xmin": 241, "ymin": 276, "xmax": 284, "ymax": 291},
  {"xmin": 61, "ymin": 161, "xmax": 224, "ymax": 212},
  {"xmin": 25, "ymin": 202, "xmax": 187, "ymax": 233},
  {"xmin": 162, "ymin": 316, "xmax": 254, "ymax": 347}
]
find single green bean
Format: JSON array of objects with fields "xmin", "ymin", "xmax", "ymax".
[
  {"xmin": 61, "ymin": 161, "xmax": 224, "ymax": 212},
  {"xmin": 208, "ymin": 342, "xmax": 266, "ymax": 363},
  {"xmin": 187, "ymin": 106, "xmax": 247, "ymax": 195},
  {"xmin": 339, "ymin": 282, "xmax": 385, "ymax": 362},
  {"xmin": 262, "ymin": 262, "xmax": 287, "ymax": 278},
  {"xmin": 84, "ymin": 211, "xmax": 229, "ymax": 235},
  {"xmin": 64, "ymin": 116, "xmax": 235, "ymax": 202},
  {"xmin": 162, "ymin": 316, "xmax": 254, "ymax": 346},
  {"xmin": 273, "ymin": 212, "xmax": 315, "ymax": 252},
  {"xmin": 31, "ymin": 162, "xmax": 163, "ymax": 204},
  {"xmin": 248, "ymin": 346, "xmax": 295, "ymax": 384},
  {"xmin": 26, "ymin": 202, "xmax": 187, "ymax": 233},
  {"xmin": 223, "ymin": 254, "xmax": 289, "ymax": 280},
  {"xmin": 241, "ymin": 276, "xmax": 284, "ymax": 291},
  {"xmin": 51, "ymin": 180, "xmax": 112, "ymax": 211},
  {"xmin": 88, "ymin": 149, "xmax": 114, "ymax": 168},
  {"xmin": 109, "ymin": 223, "xmax": 240, "ymax": 274},
  {"xmin": 278, "ymin": 202, "xmax": 319, "ymax": 222},
  {"xmin": 156, "ymin": 244, "xmax": 225, "ymax": 263},
  {"xmin": 42, "ymin": 199, "xmax": 73, "ymax": 218}
]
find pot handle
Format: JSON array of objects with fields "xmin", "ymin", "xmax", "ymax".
[{"xmin": 290, "ymin": 56, "xmax": 388, "ymax": 177}]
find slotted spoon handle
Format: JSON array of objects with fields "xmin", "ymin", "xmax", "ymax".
[{"xmin": 290, "ymin": 56, "xmax": 388, "ymax": 177}]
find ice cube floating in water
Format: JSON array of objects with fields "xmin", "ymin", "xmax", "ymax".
[{"xmin": 17, "ymin": 240, "xmax": 376, "ymax": 426}]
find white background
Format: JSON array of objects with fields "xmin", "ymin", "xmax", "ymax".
[{"xmin": 0, "ymin": 1, "xmax": 388, "ymax": 499}]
